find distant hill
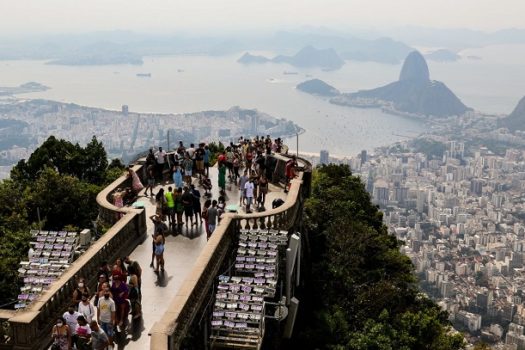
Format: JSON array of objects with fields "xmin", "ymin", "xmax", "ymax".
[
  {"xmin": 237, "ymin": 53, "xmax": 270, "ymax": 64},
  {"xmin": 273, "ymin": 46, "xmax": 345, "ymax": 69},
  {"xmin": 238, "ymin": 46, "xmax": 345, "ymax": 70},
  {"xmin": 336, "ymin": 51, "xmax": 470, "ymax": 117},
  {"xmin": 425, "ymin": 49, "xmax": 460, "ymax": 62},
  {"xmin": 499, "ymin": 96, "xmax": 525, "ymax": 131},
  {"xmin": 296, "ymin": 79, "xmax": 340, "ymax": 97}
]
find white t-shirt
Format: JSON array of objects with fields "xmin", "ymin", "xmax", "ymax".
[
  {"xmin": 97, "ymin": 297, "xmax": 116, "ymax": 323},
  {"xmin": 186, "ymin": 147, "xmax": 196, "ymax": 159},
  {"xmin": 78, "ymin": 301, "xmax": 95, "ymax": 323},
  {"xmin": 63, "ymin": 311, "xmax": 82, "ymax": 334},
  {"xmin": 244, "ymin": 182, "xmax": 254, "ymax": 198},
  {"xmin": 155, "ymin": 150, "xmax": 166, "ymax": 164}
]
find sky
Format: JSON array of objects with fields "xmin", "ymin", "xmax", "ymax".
[{"xmin": 0, "ymin": 0, "xmax": 524, "ymax": 35}]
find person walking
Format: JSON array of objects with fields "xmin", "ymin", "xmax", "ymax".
[
  {"xmin": 244, "ymin": 177, "xmax": 255, "ymax": 213},
  {"xmin": 238, "ymin": 170, "xmax": 248, "ymax": 206},
  {"xmin": 258, "ymin": 174, "xmax": 269, "ymax": 209},
  {"xmin": 89, "ymin": 321, "xmax": 109, "ymax": 350},
  {"xmin": 78, "ymin": 293, "xmax": 95, "ymax": 324},
  {"xmin": 51, "ymin": 316, "xmax": 71, "ymax": 350}
]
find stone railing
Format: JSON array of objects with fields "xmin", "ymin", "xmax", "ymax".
[
  {"xmin": 150, "ymin": 156, "xmax": 311, "ymax": 349},
  {"xmin": 0, "ymin": 166, "xmax": 147, "ymax": 350}
]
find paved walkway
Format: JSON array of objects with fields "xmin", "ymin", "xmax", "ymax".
[{"xmin": 117, "ymin": 168, "xmax": 287, "ymax": 349}]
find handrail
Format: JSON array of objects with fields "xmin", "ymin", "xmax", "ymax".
[{"xmin": 149, "ymin": 155, "xmax": 310, "ymax": 349}]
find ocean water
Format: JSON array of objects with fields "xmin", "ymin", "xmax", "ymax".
[{"xmin": 1, "ymin": 44, "xmax": 524, "ymax": 156}]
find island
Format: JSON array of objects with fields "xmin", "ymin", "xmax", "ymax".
[
  {"xmin": 238, "ymin": 45, "xmax": 345, "ymax": 70},
  {"xmin": 331, "ymin": 51, "xmax": 471, "ymax": 118},
  {"xmin": 0, "ymin": 82, "xmax": 50, "ymax": 96},
  {"xmin": 296, "ymin": 79, "xmax": 340, "ymax": 97}
]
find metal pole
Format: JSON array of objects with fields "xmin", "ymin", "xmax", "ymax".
[{"xmin": 296, "ymin": 133, "xmax": 299, "ymax": 158}]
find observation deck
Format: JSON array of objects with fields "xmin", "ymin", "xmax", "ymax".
[{"xmin": 0, "ymin": 152, "xmax": 311, "ymax": 350}]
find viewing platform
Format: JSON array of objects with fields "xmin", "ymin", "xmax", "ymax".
[{"xmin": 0, "ymin": 152, "xmax": 311, "ymax": 350}]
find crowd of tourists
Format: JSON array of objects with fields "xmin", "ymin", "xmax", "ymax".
[
  {"xmin": 51, "ymin": 257, "xmax": 142, "ymax": 350},
  {"xmin": 52, "ymin": 136, "xmax": 299, "ymax": 349}
]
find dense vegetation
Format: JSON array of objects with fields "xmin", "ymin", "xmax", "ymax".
[
  {"xmin": 0, "ymin": 136, "xmax": 123, "ymax": 306},
  {"xmin": 289, "ymin": 164, "xmax": 464, "ymax": 349}
]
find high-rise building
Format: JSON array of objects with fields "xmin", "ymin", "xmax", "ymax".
[
  {"xmin": 122, "ymin": 105, "xmax": 129, "ymax": 115},
  {"xmin": 360, "ymin": 150, "xmax": 367, "ymax": 164},
  {"xmin": 320, "ymin": 150, "xmax": 329, "ymax": 165}
]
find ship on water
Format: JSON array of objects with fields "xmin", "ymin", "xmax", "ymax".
[{"xmin": 136, "ymin": 73, "xmax": 151, "ymax": 78}]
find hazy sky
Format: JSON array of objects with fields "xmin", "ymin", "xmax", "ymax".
[{"xmin": 1, "ymin": 0, "xmax": 524, "ymax": 35}]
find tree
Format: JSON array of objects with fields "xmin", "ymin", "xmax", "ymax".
[{"xmin": 290, "ymin": 164, "xmax": 465, "ymax": 349}]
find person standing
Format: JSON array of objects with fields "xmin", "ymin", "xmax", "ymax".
[
  {"xmin": 207, "ymin": 200, "xmax": 218, "ymax": 238},
  {"xmin": 150, "ymin": 214, "xmax": 168, "ymax": 268},
  {"xmin": 172, "ymin": 163, "xmax": 183, "ymax": 189},
  {"xmin": 218, "ymin": 161, "xmax": 226, "ymax": 194},
  {"xmin": 155, "ymin": 188, "xmax": 166, "ymax": 222},
  {"xmin": 195, "ymin": 143, "xmax": 205, "ymax": 181},
  {"xmin": 258, "ymin": 174, "xmax": 269, "ymax": 209},
  {"xmin": 284, "ymin": 156, "xmax": 297, "ymax": 193},
  {"xmin": 202, "ymin": 199, "xmax": 211, "ymax": 239},
  {"xmin": 97, "ymin": 288, "xmax": 117, "ymax": 346},
  {"xmin": 238, "ymin": 170, "xmax": 248, "ymax": 206},
  {"xmin": 191, "ymin": 184, "xmax": 202, "ymax": 224},
  {"xmin": 165, "ymin": 186, "xmax": 175, "ymax": 231},
  {"xmin": 203, "ymin": 145, "xmax": 211, "ymax": 177},
  {"xmin": 154, "ymin": 233, "xmax": 166, "ymax": 273},
  {"xmin": 244, "ymin": 178, "xmax": 255, "ymax": 213},
  {"xmin": 144, "ymin": 164, "xmax": 155, "ymax": 197},
  {"xmin": 110, "ymin": 275, "xmax": 129, "ymax": 330},
  {"xmin": 124, "ymin": 256, "xmax": 142, "ymax": 293},
  {"xmin": 154, "ymin": 147, "xmax": 167, "ymax": 182},
  {"xmin": 182, "ymin": 186, "xmax": 195, "ymax": 227},
  {"xmin": 174, "ymin": 187, "xmax": 185, "ymax": 233},
  {"xmin": 182, "ymin": 153, "xmax": 193, "ymax": 187}
]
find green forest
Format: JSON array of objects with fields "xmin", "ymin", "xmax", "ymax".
[
  {"xmin": 0, "ymin": 136, "xmax": 123, "ymax": 306},
  {"xmin": 289, "ymin": 164, "xmax": 465, "ymax": 349}
]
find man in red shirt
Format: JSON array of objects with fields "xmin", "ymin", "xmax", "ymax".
[{"xmin": 284, "ymin": 156, "xmax": 297, "ymax": 193}]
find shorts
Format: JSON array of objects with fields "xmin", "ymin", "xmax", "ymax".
[
  {"xmin": 209, "ymin": 224, "xmax": 216, "ymax": 233},
  {"xmin": 246, "ymin": 197, "xmax": 253, "ymax": 206},
  {"xmin": 148, "ymin": 178, "xmax": 155, "ymax": 186},
  {"xmin": 204, "ymin": 162, "xmax": 210, "ymax": 168},
  {"xmin": 185, "ymin": 170, "xmax": 192, "ymax": 177},
  {"xmin": 184, "ymin": 207, "xmax": 193, "ymax": 217},
  {"xmin": 196, "ymin": 160, "xmax": 204, "ymax": 171},
  {"xmin": 101, "ymin": 322, "xmax": 114, "ymax": 337}
]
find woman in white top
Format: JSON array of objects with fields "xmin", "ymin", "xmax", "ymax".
[{"xmin": 77, "ymin": 293, "xmax": 95, "ymax": 323}]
